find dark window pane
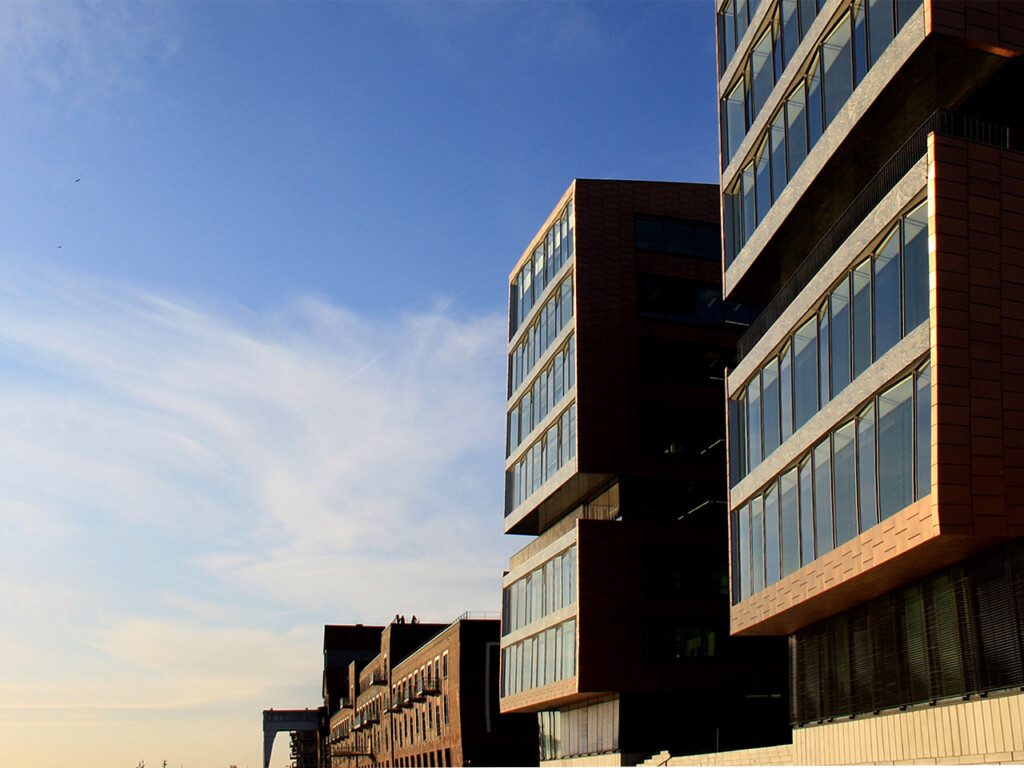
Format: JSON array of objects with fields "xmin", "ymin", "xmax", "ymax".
[
  {"xmin": 852, "ymin": 259, "xmax": 873, "ymax": 376},
  {"xmin": 763, "ymin": 357, "xmax": 781, "ymax": 456},
  {"xmin": 868, "ymin": 0, "xmax": 894, "ymax": 67},
  {"xmin": 831, "ymin": 278, "xmax": 852, "ymax": 394},
  {"xmin": 858, "ymin": 402, "xmax": 878, "ymax": 532},
  {"xmin": 730, "ymin": 395, "xmax": 747, "ymax": 485},
  {"xmin": 878, "ymin": 375, "xmax": 914, "ymax": 519},
  {"xmin": 731, "ymin": 508, "xmax": 741, "ymax": 603},
  {"xmin": 794, "ymin": 317, "xmax": 818, "ymax": 429},
  {"xmin": 822, "ymin": 12, "xmax": 853, "ymax": 127},
  {"xmin": 635, "ymin": 218, "xmax": 662, "ymax": 251},
  {"xmin": 903, "ymin": 203, "xmax": 929, "ymax": 332},
  {"xmin": 799, "ymin": 0, "xmax": 817, "ymax": 37},
  {"xmin": 799, "ymin": 458, "xmax": 815, "ymax": 565},
  {"xmin": 736, "ymin": 0, "xmax": 749, "ymax": 40},
  {"xmin": 874, "ymin": 226, "xmax": 902, "ymax": 358},
  {"xmin": 814, "ymin": 438, "xmax": 834, "ymax": 556},
  {"xmin": 916, "ymin": 362, "xmax": 931, "ymax": 500},
  {"xmin": 834, "ymin": 421, "xmax": 858, "ymax": 546},
  {"xmin": 896, "ymin": 0, "xmax": 920, "ymax": 31},
  {"xmin": 781, "ymin": 467, "xmax": 800, "ymax": 577},
  {"xmin": 765, "ymin": 482, "xmax": 781, "ymax": 587}
]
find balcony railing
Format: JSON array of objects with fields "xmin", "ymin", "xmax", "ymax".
[
  {"xmin": 368, "ymin": 668, "xmax": 388, "ymax": 687},
  {"xmin": 415, "ymin": 675, "xmax": 440, "ymax": 698}
]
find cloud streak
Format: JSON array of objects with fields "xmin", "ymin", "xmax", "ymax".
[{"xmin": 0, "ymin": 256, "xmax": 511, "ymax": 766}]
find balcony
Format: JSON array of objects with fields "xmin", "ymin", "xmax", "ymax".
[
  {"xmin": 415, "ymin": 675, "xmax": 440, "ymax": 698},
  {"xmin": 351, "ymin": 713, "xmax": 363, "ymax": 732},
  {"xmin": 368, "ymin": 668, "xmax": 388, "ymax": 687},
  {"xmin": 364, "ymin": 709, "xmax": 379, "ymax": 725}
]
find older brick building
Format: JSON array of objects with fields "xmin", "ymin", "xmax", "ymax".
[
  {"xmin": 324, "ymin": 618, "xmax": 536, "ymax": 768},
  {"xmin": 499, "ymin": 179, "xmax": 789, "ymax": 764},
  {"xmin": 718, "ymin": 0, "xmax": 1024, "ymax": 757}
]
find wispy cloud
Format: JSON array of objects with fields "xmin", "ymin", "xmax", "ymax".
[{"xmin": 0, "ymin": 255, "xmax": 511, "ymax": 766}]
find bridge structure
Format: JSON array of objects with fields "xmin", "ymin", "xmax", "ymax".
[{"xmin": 263, "ymin": 708, "xmax": 320, "ymax": 768}]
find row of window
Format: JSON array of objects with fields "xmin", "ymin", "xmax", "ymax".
[
  {"xmin": 718, "ymin": 0, "xmax": 768, "ymax": 74},
  {"xmin": 731, "ymin": 361, "xmax": 930, "ymax": 604},
  {"xmin": 538, "ymin": 697, "xmax": 620, "ymax": 762},
  {"xmin": 730, "ymin": 200, "xmax": 927, "ymax": 484},
  {"xmin": 394, "ymin": 696, "xmax": 448, "ymax": 749},
  {"xmin": 720, "ymin": 0, "xmax": 822, "ymax": 161},
  {"xmin": 637, "ymin": 274, "xmax": 761, "ymax": 327},
  {"xmin": 508, "ymin": 336, "xmax": 575, "ymax": 456},
  {"xmin": 502, "ymin": 545, "xmax": 577, "ymax": 636},
  {"xmin": 505, "ymin": 403, "xmax": 577, "ymax": 517},
  {"xmin": 635, "ymin": 215, "xmax": 721, "ymax": 260},
  {"xmin": 510, "ymin": 203, "xmax": 574, "ymax": 337},
  {"xmin": 501, "ymin": 618, "xmax": 576, "ymax": 697},
  {"xmin": 723, "ymin": 0, "xmax": 921, "ymax": 264},
  {"xmin": 508, "ymin": 276, "xmax": 574, "ymax": 397}
]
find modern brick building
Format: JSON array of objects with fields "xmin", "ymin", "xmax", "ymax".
[
  {"xmin": 718, "ymin": 0, "xmax": 1024, "ymax": 758},
  {"xmin": 499, "ymin": 179, "xmax": 790, "ymax": 764},
  {"xmin": 324, "ymin": 618, "xmax": 536, "ymax": 768}
]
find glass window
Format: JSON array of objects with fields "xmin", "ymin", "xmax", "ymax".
[
  {"xmin": 868, "ymin": 0, "xmax": 894, "ymax": 67},
  {"xmin": 781, "ymin": 467, "xmax": 800, "ymax": 577},
  {"xmin": 567, "ymin": 336, "xmax": 575, "ymax": 389},
  {"xmin": 793, "ymin": 316, "xmax": 818, "ymax": 429},
  {"xmin": 852, "ymin": 259, "xmax": 873, "ymax": 376},
  {"xmin": 814, "ymin": 438, "xmax": 834, "ymax": 556},
  {"xmin": 545, "ymin": 425, "xmax": 559, "ymax": 480},
  {"xmin": 806, "ymin": 53, "xmax": 824, "ymax": 147},
  {"xmin": 799, "ymin": 457, "xmax": 815, "ymax": 565},
  {"xmin": 903, "ymin": 203, "xmax": 929, "ymax": 332},
  {"xmin": 552, "ymin": 553, "xmax": 563, "ymax": 610},
  {"xmin": 561, "ymin": 277, "xmax": 573, "ymax": 331},
  {"xmin": 563, "ymin": 619, "xmax": 576, "ymax": 678},
  {"xmin": 755, "ymin": 139, "xmax": 772, "ymax": 223},
  {"xmin": 786, "ymin": 85, "xmax": 808, "ymax": 177},
  {"xmin": 780, "ymin": 342, "xmax": 794, "ymax": 442},
  {"xmin": 821, "ymin": 12, "xmax": 853, "ymax": 128},
  {"xmin": 833, "ymin": 420, "xmax": 858, "ymax": 546},
  {"xmin": 765, "ymin": 482, "xmax": 781, "ymax": 587},
  {"xmin": 763, "ymin": 357, "xmax": 781, "ymax": 457},
  {"xmin": 782, "ymin": 0, "xmax": 801, "ymax": 67},
  {"xmin": 770, "ymin": 109, "xmax": 788, "ymax": 202},
  {"xmin": 553, "ymin": 352, "xmax": 565, "ymax": 405},
  {"xmin": 874, "ymin": 226, "xmax": 902, "ymax": 358},
  {"xmin": 877, "ymin": 375, "xmax": 914, "ymax": 519},
  {"xmin": 535, "ymin": 244, "xmax": 547, "ymax": 296},
  {"xmin": 567, "ymin": 404, "xmax": 576, "ymax": 459},
  {"xmin": 831, "ymin": 278, "xmax": 852, "ymax": 395},
  {"xmin": 852, "ymin": 0, "xmax": 868, "ymax": 85},
  {"xmin": 725, "ymin": 79, "xmax": 747, "ymax": 162},
  {"xmin": 508, "ymin": 405, "xmax": 520, "ymax": 455},
  {"xmin": 916, "ymin": 362, "xmax": 931, "ymax": 500},
  {"xmin": 736, "ymin": 0, "xmax": 749, "ymax": 41},
  {"xmin": 738, "ymin": 502, "xmax": 751, "ymax": 601},
  {"xmin": 742, "ymin": 162, "xmax": 757, "ymax": 244},
  {"xmin": 819, "ymin": 304, "xmax": 831, "ymax": 405},
  {"xmin": 751, "ymin": 495, "xmax": 765, "ymax": 594},
  {"xmin": 748, "ymin": 376, "xmax": 763, "ymax": 469},
  {"xmin": 751, "ymin": 29, "xmax": 775, "ymax": 118},
  {"xmin": 799, "ymin": 0, "xmax": 817, "ymax": 37}
]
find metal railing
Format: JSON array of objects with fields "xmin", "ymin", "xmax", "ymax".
[{"xmin": 735, "ymin": 109, "xmax": 1022, "ymax": 363}]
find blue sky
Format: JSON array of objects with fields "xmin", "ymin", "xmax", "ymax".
[{"xmin": 0, "ymin": 2, "xmax": 719, "ymax": 766}]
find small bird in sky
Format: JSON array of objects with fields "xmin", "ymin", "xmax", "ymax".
[
  {"xmin": 75, "ymin": 178, "xmax": 81, "ymax": 183},
  {"xmin": 58, "ymin": 245, "xmax": 62, "ymax": 249}
]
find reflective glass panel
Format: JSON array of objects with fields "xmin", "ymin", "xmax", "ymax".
[
  {"xmin": 780, "ymin": 342, "xmax": 794, "ymax": 442},
  {"xmin": 765, "ymin": 482, "xmax": 781, "ymax": 587},
  {"xmin": 751, "ymin": 495, "xmax": 765, "ymax": 594},
  {"xmin": 830, "ymin": 278, "xmax": 852, "ymax": 395},
  {"xmin": 874, "ymin": 226, "xmax": 902, "ymax": 358},
  {"xmin": 916, "ymin": 362, "xmax": 931, "ymax": 499},
  {"xmin": 868, "ymin": 0, "xmax": 894, "ymax": 67},
  {"xmin": 751, "ymin": 30, "xmax": 775, "ymax": 118},
  {"xmin": 903, "ymin": 203, "xmax": 929, "ymax": 332},
  {"xmin": 763, "ymin": 357, "xmax": 781, "ymax": 457},
  {"xmin": 858, "ymin": 403, "xmax": 878, "ymax": 531},
  {"xmin": 780, "ymin": 467, "xmax": 800, "ymax": 577},
  {"xmin": 852, "ymin": 259, "xmax": 873, "ymax": 376},
  {"xmin": 806, "ymin": 53, "xmax": 824, "ymax": 146},
  {"xmin": 834, "ymin": 420, "xmax": 858, "ymax": 546},
  {"xmin": 771, "ymin": 110, "xmax": 788, "ymax": 201},
  {"xmin": 748, "ymin": 376, "xmax": 763, "ymax": 469},
  {"xmin": 756, "ymin": 139, "xmax": 772, "ymax": 223},
  {"xmin": 819, "ymin": 305, "xmax": 831, "ymax": 405},
  {"xmin": 799, "ymin": 457, "xmax": 815, "ymax": 565},
  {"xmin": 793, "ymin": 317, "xmax": 818, "ymax": 429},
  {"xmin": 787, "ymin": 86, "xmax": 808, "ymax": 175},
  {"xmin": 822, "ymin": 12, "xmax": 853, "ymax": 127},
  {"xmin": 814, "ymin": 438, "xmax": 834, "ymax": 556},
  {"xmin": 726, "ymin": 79, "xmax": 747, "ymax": 163},
  {"xmin": 877, "ymin": 376, "xmax": 914, "ymax": 519}
]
